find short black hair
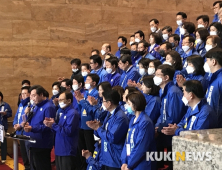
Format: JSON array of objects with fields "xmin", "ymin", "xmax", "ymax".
[
  {"xmin": 205, "ymin": 47, "xmax": 222, "ymax": 66},
  {"xmin": 97, "ymin": 82, "xmax": 112, "ymax": 92},
  {"xmin": 157, "ymin": 65, "xmax": 175, "ymax": 80},
  {"xmin": 183, "ymin": 80, "xmax": 205, "ymax": 98},
  {"xmin": 166, "ymin": 51, "xmax": 183, "ymax": 70},
  {"xmin": 70, "ymin": 58, "xmax": 81, "ymax": 66},
  {"xmin": 196, "ymin": 15, "xmax": 209, "ymax": 23},
  {"xmin": 130, "ymin": 34, "xmax": 135, "ymax": 38},
  {"xmin": 149, "ymin": 33, "xmax": 162, "ymax": 45},
  {"xmin": 21, "ymin": 86, "xmax": 30, "ymax": 92},
  {"xmin": 119, "ymin": 54, "xmax": 132, "ymax": 65},
  {"xmin": 22, "ymin": 80, "xmax": 30, "ymax": 86},
  {"xmin": 183, "ymin": 35, "xmax": 195, "ymax": 46},
  {"xmin": 90, "ymin": 55, "xmax": 102, "ymax": 66},
  {"xmin": 176, "ymin": 12, "xmax": 187, "ymax": 19},
  {"xmin": 138, "ymin": 58, "xmax": 151, "ymax": 69},
  {"xmin": 209, "ymin": 22, "xmax": 222, "ymax": 39},
  {"xmin": 125, "ymin": 86, "xmax": 138, "ymax": 93},
  {"xmin": 120, "ymin": 48, "xmax": 131, "ymax": 55},
  {"xmin": 131, "ymin": 42, "xmax": 138, "ymax": 47},
  {"xmin": 0, "ymin": 91, "xmax": 3, "ymax": 100},
  {"xmin": 81, "ymin": 63, "xmax": 90, "ymax": 70},
  {"xmin": 134, "ymin": 30, "xmax": 145, "ymax": 40},
  {"xmin": 169, "ymin": 34, "xmax": 180, "ymax": 42},
  {"xmin": 182, "ymin": 22, "xmax": 196, "ymax": 34},
  {"xmin": 44, "ymin": 90, "xmax": 49, "ymax": 98},
  {"xmin": 61, "ymin": 91, "xmax": 74, "ymax": 103},
  {"xmin": 151, "ymin": 59, "xmax": 162, "ymax": 70},
  {"xmin": 61, "ymin": 78, "xmax": 72, "ymax": 88},
  {"xmin": 162, "ymin": 26, "xmax": 172, "ymax": 33},
  {"xmin": 72, "ymin": 75, "xmax": 85, "ymax": 87},
  {"xmin": 52, "ymin": 81, "xmax": 61, "ymax": 89},
  {"xmin": 160, "ymin": 42, "xmax": 173, "ymax": 50},
  {"xmin": 87, "ymin": 73, "xmax": 100, "ymax": 86},
  {"xmin": 30, "ymin": 85, "xmax": 46, "ymax": 97},
  {"xmin": 196, "ymin": 28, "xmax": 210, "ymax": 42},
  {"xmin": 143, "ymin": 76, "xmax": 160, "ymax": 96},
  {"xmin": 118, "ymin": 36, "xmax": 127, "ymax": 45},
  {"xmin": 102, "ymin": 89, "xmax": 120, "ymax": 105},
  {"xmin": 106, "ymin": 57, "xmax": 119, "ymax": 68},
  {"xmin": 149, "ymin": 18, "xmax": 159, "ymax": 24},
  {"xmin": 112, "ymin": 86, "xmax": 124, "ymax": 101},
  {"xmin": 213, "ymin": 1, "xmax": 222, "ymax": 6},
  {"xmin": 187, "ymin": 55, "xmax": 205, "ymax": 76},
  {"xmin": 126, "ymin": 91, "xmax": 146, "ymax": 111},
  {"xmin": 138, "ymin": 40, "xmax": 150, "ymax": 49},
  {"xmin": 91, "ymin": 49, "xmax": 100, "ymax": 55}
]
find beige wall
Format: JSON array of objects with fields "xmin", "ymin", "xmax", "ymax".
[{"xmin": 0, "ymin": 0, "xmax": 216, "ymax": 121}]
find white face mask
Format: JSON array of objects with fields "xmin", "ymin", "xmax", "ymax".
[
  {"xmin": 30, "ymin": 100, "xmax": 34, "ymax": 105},
  {"xmin": 182, "ymin": 96, "xmax": 189, "ymax": 106},
  {"xmin": 52, "ymin": 90, "xmax": 59, "ymax": 96},
  {"xmin": 151, "ymin": 27, "xmax": 157, "ymax": 32},
  {"xmin": 196, "ymin": 38, "xmax": 203, "ymax": 44},
  {"xmin": 198, "ymin": 24, "xmax": 205, "ymax": 28},
  {"xmin": 129, "ymin": 41, "xmax": 134, "ymax": 45},
  {"xmin": 162, "ymin": 34, "xmax": 169, "ymax": 40},
  {"xmin": 101, "ymin": 50, "xmax": 106, "ymax": 55},
  {"xmin": 210, "ymin": 31, "xmax": 217, "ymax": 35},
  {"xmin": 72, "ymin": 84, "xmax": 79, "ymax": 91},
  {"xmin": 85, "ymin": 83, "xmax": 91, "ymax": 90},
  {"xmin": 106, "ymin": 68, "xmax": 112, "ymax": 74},
  {"xmin": 204, "ymin": 62, "xmax": 211, "ymax": 73},
  {"xmin": 94, "ymin": 134, "xmax": 100, "ymax": 141},
  {"xmin": 102, "ymin": 103, "xmax": 107, "ymax": 111},
  {"xmin": 163, "ymin": 61, "xmax": 172, "ymax": 66},
  {"xmin": 177, "ymin": 20, "xmax": 183, "ymax": 26},
  {"xmin": 72, "ymin": 68, "xmax": 79, "ymax": 73},
  {"xmin": 135, "ymin": 38, "xmax": 140, "ymax": 43},
  {"xmin": 153, "ymin": 76, "xmax": 163, "ymax": 86},
  {"xmin": 139, "ymin": 68, "xmax": 146, "ymax": 76},
  {"xmin": 182, "ymin": 45, "xmax": 190, "ymax": 52},
  {"xmin": 59, "ymin": 102, "xmax": 67, "ymax": 109},
  {"xmin": 148, "ymin": 68, "xmax": 155, "ymax": 75},
  {"xmin": 186, "ymin": 66, "xmax": 195, "ymax": 74},
  {"xmin": 205, "ymin": 44, "xmax": 213, "ymax": 52},
  {"xmin": 180, "ymin": 28, "xmax": 185, "ymax": 35},
  {"xmin": 81, "ymin": 71, "xmax": 88, "ymax": 77}
]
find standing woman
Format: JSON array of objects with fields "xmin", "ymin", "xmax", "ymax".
[
  {"xmin": 121, "ymin": 91, "xmax": 156, "ymax": 170},
  {"xmin": 195, "ymin": 28, "xmax": 210, "ymax": 58}
]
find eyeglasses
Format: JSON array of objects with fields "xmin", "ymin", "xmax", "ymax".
[
  {"xmin": 102, "ymin": 100, "xmax": 110, "ymax": 103},
  {"xmin": 58, "ymin": 99, "xmax": 66, "ymax": 102}
]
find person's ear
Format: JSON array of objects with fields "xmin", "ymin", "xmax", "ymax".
[
  {"xmin": 79, "ymin": 82, "xmax": 82, "ymax": 88},
  {"xmin": 67, "ymin": 99, "xmax": 71, "ymax": 104},
  {"xmin": 212, "ymin": 58, "xmax": 217, "ymax": 66},
  {"xmin": 164, "ymin": 75, "xmax": 170, "ymax": 81}
]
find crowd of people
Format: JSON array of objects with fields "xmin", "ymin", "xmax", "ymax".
[{"xmin": 1, "ymin": 1, "xmax": 222, "ymax": 170}]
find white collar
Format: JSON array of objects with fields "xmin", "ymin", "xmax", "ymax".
[
  {"xmin": 156, "ymin": 28, "xmax": 160, "ymax": 33},
  {"xmin": 126, "ymin": 66, "xmax": 132, "ymax": 72},
  {"xmin": 150, "ymin": 44, "xmax": 156, "ymax": 51},
  {"xmin": 192, "ymin": 101, "xmax": 200, "ymax": 111},
  {"xmin": 111, "ymin": 71, "xmax": 116, "ymax": 75},
  {"xmin": 110, "ymin": 108, "xmax": 116, "ymax": 115}
]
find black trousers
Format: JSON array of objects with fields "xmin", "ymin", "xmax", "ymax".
[
  {"xmin": 77, "ymin": 129, "xmax": 95, "ymax": 170},
  {"xmin": 156, "ymin": 146, "xmax": 173, "ymax": 170},
  {"xmin": 30, "ymin": 147, "xmax": 51, "ymax": 170},
  {"xmin": 56, "ymin": 155, "xmax": 76, "ymax": 170},
  {"xmin": 104, "ymin": 166, "xmax": 121, "ymax": 170},
  {"xmin": 20, "ymin": 140, "xmax": 30, "ymax": 170}
]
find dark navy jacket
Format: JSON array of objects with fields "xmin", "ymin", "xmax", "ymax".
[{"xmin": 0, "ymin": 102, "xmax": 12, "ymax": 130}]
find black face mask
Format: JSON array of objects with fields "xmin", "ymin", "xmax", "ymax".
[
  {"xmin": 159, "ymin": 49, "xmax": 166, "ymax": 57},
  {"xmin": 60, "ymin": 86, "xmax": 67, "ymax": 93},
  {"xmin": 138, "ymin": 50, "xmax": 146, "ymax": 56}
]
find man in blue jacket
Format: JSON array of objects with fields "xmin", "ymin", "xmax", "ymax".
[
  {"xmin": 205, "ymin": 48, "xmax": 222, "ymax": 128},
  {"xmin": 90, "ymin": 55, "xmax": 108, "ymax": 84},
  {"xmin": 0, "ymin": 91, "xmax": 12, "ymax": 164},
  {"xmin": 87, "ymin": 90, "xmax": 129, "ymax": 170},
  {"xmin": 154, "ymin": 65, "xmax": 187, "ymax": 169},
  {"xmin": 162, "ymin": 80, "xmax": 217, "ymax": 136},
  {"xmin": 138, "ymin": 40, "xmax": 156, "ymax": 60},
  {"xmin": 106, "ymin": 57, "xmax": 121, "ymax": 87},
  {"xmin": 119, "ymin": 54, "xmax": 140, "ymax": 89},
  {"xmin": 44, "ymin": 91, "xmax": 79, "ymax": 170},
  {"xmin": 115, "ymin": 36, "xmax": 128, "ymax": 59},
  {"xmin": 212, "ymin": 1, "xmax": 221, "ymax": 22},
  {"xmin": 169, "ymin": 34, "xmax": 185, "ymax": 58},
  {"xmin": 175, "ymin": 12, "xmax": 187, "ymax": 36},
  {"xmin": 13, "ymin": 86, "xmax": 30, "ymax": 169},
  {"xmin": 23, "ymin": 85, "xmax": 56, "ymax": 170}
]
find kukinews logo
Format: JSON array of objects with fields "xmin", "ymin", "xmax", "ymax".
[{"xmin": 146, "ymin": 151, "xmax": 212, "ymax": 161}]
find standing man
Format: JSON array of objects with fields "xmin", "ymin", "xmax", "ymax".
[{"xmin": 115, "ymin": 36, "xmax": 128, "ymax": 58}]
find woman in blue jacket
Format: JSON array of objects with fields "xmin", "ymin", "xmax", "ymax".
[
  {"xmin": 195, "ymin": 28, "xmax": 209, "ymax": 59},
  {"xmin": 148, "ymin": 32, "xmax": 162, "ymax": 59},
  {"xmin": 121, "ymin": 91, "xmax": 156, "ymax": 170},
  {"xmin": 141, "ymin": 76, "xmax": 161, "ymax": 125}
]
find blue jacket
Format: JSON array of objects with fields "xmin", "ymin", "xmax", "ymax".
[
  {"xmin": 182, "ymin": 48, "xmax": 199, "ymax": 68},
  {"xmin": 91, "ymin": 67, "xmax": 108, "ymax": 84},
  {"xmin": 72, "ymin": 88, "xmax": 86, "ymax": 114},
  {"xmin": 175, "ymin": 99, "xmax": 217, "ymax": 135},
  {"xmin": 148, "ymin": 44, "xmax": 161, "ymax": 59},
  {"xmin": 107, "ymin": 71, "xmax": 121, "ymax": 87},
  {"xmin": 174, "ymin": 46, "xmax": 185, "ymax": 59},
  {"xmin": 79, "ymin": 88, "xmax": 99, "ymax": 130},
  {"xmin": 13, "ymin": 97, "xmax": 30, "ymax": 134},
  {"xmin": 121, "ymin": 112, "xmax": 156, "ymax": 170},
  {"xmin": 206, "ymin": 68, "xmax": 222, "ymax": 127},
  {"xmin": 50, "ymin": 93, "xmax": 60, "ymax": 104},
  {"xmin": 155, "ymin": 81, "xmax": 187, "ymax": 147},
  {"xmin": 132, "ymin": 55, "xmax": 141, "ymax": 67},
  {"xmin": 144, "ymin": 53, "xmax": 156, "ymax": 60},
  {"xmin": 144, "ymin": 94, "xmax": 161, "ymax": 125},
  {"xmin": 94, "ymin": 106, "xmax": 129, "ymax": 168},
  {"xmin": 174, "ymin": 26, "xmax": 181, "ymax": 36},
  {"xmin": 115, "ymin": 49, "xmax": 121, "ymax": 59},
  {"xmin": 27, "ymin": 99, "xmax": 56, "ymax": 149},
  {"xmin": 196, "ymin": 42, "xmax": 207, "ymax": 59},
  {"xmin": 52, "ymin": 104, "xmax": 79, "ymax": 156},
  {"xmin": 179, "ymin": 33, "xmax": 195, "ymax": 48},
  {"xmin": 0, "ymin": 102, "xmax": 12, "ymax": 130},
  {"xmin": 87, "ymin": 142, "xmax": 104, "ymax": 170},
  {"xmin": 120, "ymin": 66, "xmax": 140, "ymax": 89},
  {"xmin": 137, "ymin": 73, "xmax": 148, "ymax": 84},
  {"xmin": 213, "ymin": 14, "xmax": 219, "ymax": 22}
]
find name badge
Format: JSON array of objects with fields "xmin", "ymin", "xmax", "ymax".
[
  {"xmin": 126, "ymin": 144, "xmax": 130, "ymax": 156},
  {"xmin": 82, "ymin": 109, "xmax": 87, "ymax": 116},
  {"xmin": 111, "ymin": 79, "xmax": 113, "ymax": 82},
  {"xmin": 64, "ymin": 116, "xmax": 66, "ymax": 119},
  {"xmin": 40, "ymin": 108, "xmax": 43, "ymax": 111}
]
